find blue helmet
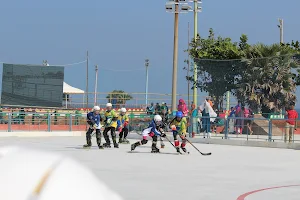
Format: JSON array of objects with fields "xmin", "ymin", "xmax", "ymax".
[{"xmin": 176, "ymin": 111, "xmax": 183, "ymax": 118}]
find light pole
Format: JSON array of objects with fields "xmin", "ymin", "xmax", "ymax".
[
  {"xmin": 165, "ymin": 0, "xmax": 202, "ymax": 112},
  {"xmin": 193, "ymin": 0, "xmax": 201, "ymax": 108},
  {"xmin": 278, "ymin": 18, "xmax": 284, "ymax": 44},
  {"xmin": 145, "ymin": 59, "xmax": 149, "ymax": 106},
  {"xmin": 94, "ymin": 65, "xmax": 98, "ymax": 106}
]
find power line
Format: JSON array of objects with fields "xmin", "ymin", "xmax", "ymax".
[{"xmin": 0, "ymin": 60, "xmax": 87, "ymax": 66}]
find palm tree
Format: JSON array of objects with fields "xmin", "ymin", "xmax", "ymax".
[
  {"xmin": 235, "ymin": 43, "xmax": 298, "ymax": 114},
  {"xmin": 106, "ymin": 90, "xmax": 133, "ymax": 108}
]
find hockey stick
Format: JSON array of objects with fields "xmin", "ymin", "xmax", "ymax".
[{"xmin": 185, "ymin": 138, "xmax": 211, "ymax": 156}]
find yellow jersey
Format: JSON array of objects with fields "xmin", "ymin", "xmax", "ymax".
[{"xmin": 104, "ymin": 110, "xmax": 118, "ymax": 128}]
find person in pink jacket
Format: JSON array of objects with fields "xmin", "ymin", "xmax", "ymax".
[{"xmin": 177, "ymin": 99, "xmax": 188, "ymax": 117}]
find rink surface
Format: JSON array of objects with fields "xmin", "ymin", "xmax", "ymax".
[{"xmin": 1, "ymin": 136, "xmax": 300, "ymax": 200}]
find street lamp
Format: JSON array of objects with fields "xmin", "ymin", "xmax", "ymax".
[
  {"xmin": 145, "ymin": 59, "xmax": 150, "ymax": 106},
  {"xmin": 278, "ymin": 18, "xmax": 284, "ymax": 44},
  {"xmin": 94, "ymin": 65, "xmax": 98, "ymax": 106},
  {"xmin": 165, "ymin": 0, "xmax": 202, "ymax": 112}
]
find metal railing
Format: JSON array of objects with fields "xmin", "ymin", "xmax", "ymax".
[{"xmin": 0, "ymin": 112, "xmax": 298, "ymax": 144}]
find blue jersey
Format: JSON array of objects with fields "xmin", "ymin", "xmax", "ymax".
[
  {"xmin": 87, "ymin": 112, "xmax": 101, "ymax": 126},
  {"xmin": 148, "ymin": 120, "xmax": 162, "ymax": 136}
]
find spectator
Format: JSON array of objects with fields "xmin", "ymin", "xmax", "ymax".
[
  {"xmin": 205, "ymin": 96, "xmax": 213, "ymax": 108},
  {"xmin": 229, "ymin": 107, "xmax": 235, "ymax": 117},
  {"xmin": 190, "ymin": 104, "xmax": 198, "ymax": 138},
  {"xmin": 235, "ymin": 105, "xmax": 245, "ymax": 134},
  {"xmin": 155, "ymin": 103, "xmax": 161, "ymax": 114},
  {"xmin": 235, "ymin": 101, "xmax": 242, "ymax": 113},
  {"xmin": 244, "ymin": 107, "xmax": 253, "ymax": 135},
  {"xmin": 200, "ymin": 98, "xmax": 217, "ymax": 138},
  {"xmin": 228, "ymin": 107, "xmax": 235, "ymax": 133},
  {"xmin": 146, "ymin": 103, "xmax": 154, "ymax": 115},
  {"xmin": 164, "ymin": 103, "xmax": 169, "ymax": 114},
  {"xmin": 177, "ymin": 99, "xmax": 188, "ymax": 117},
  {"xmin": 285, "ymin": 103, "xmax": 298, "ymax": 143},
  {"xmin": 197, "ymin": 106, "xmax": 202, "ymax": 132}
]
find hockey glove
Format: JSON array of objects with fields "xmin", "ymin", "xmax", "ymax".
[
  {"xmin": 171, "ymin": 125, "xmax": 177, "ymax": 131},
  {"xmin": 180, "ymin": 134, "xmax": 185, "ymax": 139}
]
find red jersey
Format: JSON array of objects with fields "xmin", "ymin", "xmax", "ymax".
[{"xmin": 286, "ymin": 110, "xmax": 298, "ymax": 125}]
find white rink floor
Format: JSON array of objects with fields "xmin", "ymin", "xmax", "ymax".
[{"xmin": 1, "ymin": 136, "xmax": 300, "ymax": 200}]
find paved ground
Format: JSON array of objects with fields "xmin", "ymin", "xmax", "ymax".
[{"xmin": 1, "ymin": 136, "xmax": 300, "ymax": 200}]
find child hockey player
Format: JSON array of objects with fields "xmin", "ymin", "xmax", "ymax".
[
  {"xmin": 169, "ymin": 111, "xmax": 188, "ymax": 153},
  {"xmin": 117, "ymin": 107, "xmax": 130, "ymax": 144},
  {"xmin": 131, "ymin": 115, "xmax": 166, "ymax": 153},
  {"xmin": 103, "ymin": 103, "xmax": 119, "ymax": 148},
  {"xmin": 83, "ymin": 106, "xmax": 103, "ymax": 149}
]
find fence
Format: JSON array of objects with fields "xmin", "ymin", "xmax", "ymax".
[
  {"xmin": 64, "ymin": 92, "xmax": 239, "ymax": 109},
  {"xmin": 0, "ymin": 111, "xmax": 298, "ymax": 143}
]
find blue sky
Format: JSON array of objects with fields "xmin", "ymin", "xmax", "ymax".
[{"xmin": 0, "ymin": 0, "xmax": 299, "ymax": 106}]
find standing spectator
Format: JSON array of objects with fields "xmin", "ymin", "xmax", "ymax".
[
  {"xmin": 197, "ymin": 106, "xmax": 203, "ymax": 132},
  {"xmin": 164, "ymin": 103, "xmax": 169, "ymax": 114},
  {"xmin": 200, "ymin": 98, "xmax": 217, "ymax": 138},
  {"xmin": 235, "ymin": 105, "xmax": 245, "ymax": 134},
  {"xmin": 243, "ymin": 107, "xmax": 253, "ymax": 135},
  {"xmin": 190, "ymin": 104, "xmax": 198, "ymax": 138},
  {"xmin": 228, "ymin": 107, "xmax": 235, "ymax": 133},
  {"xmin": 177, "ymin": 99, "xmax": 188, "ymax": 117},
  {"xmin": 155, "ymin": 103, "xmax": 161, "ymax": 114},
  {"xmin": 229, "ymin": 107, "xmax": 235, "ymax": 117},
  {"xmin": 285, "ymin": 103, "xmax": 298, "ymax": 143},
  {"xmin": 235, "ymin": 101, "xmax": 242, "ymax": 113},
  {"xmin": 146, "ymin": 103, "xmax": 154, "ymax": 115}
]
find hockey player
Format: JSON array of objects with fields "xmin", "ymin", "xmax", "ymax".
[
  {"xmin": 103, "ymin": 103, "xmax": 119, "ymax": 148},
  {"xmin": 83, "ymin": 106, "xmax": 103, "ymax": 149},
  {"xmin": 131, "ymin": 115, "xmax": 166, "ymax": 153},
  {"xmin": 117, "ymin": 107, "xmax": 130, "ymax": 144},
  {"xmin": 169, "ymin": 111, "xmax": 188, "ymax": 153}
]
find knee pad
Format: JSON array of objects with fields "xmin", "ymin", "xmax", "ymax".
[
  {"xmin": 141, "ymin": 139, "xmax": 148, "ymax": 145},
  {"xmin": 181, "ymin": 142, "xmax": 186, "ymax": 148},
  {"xmin": 174, "ymin": 140, "xmax": 180, "ymax": 147}
]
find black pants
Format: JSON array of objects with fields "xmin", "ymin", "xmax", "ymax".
[
  {"xmin": 86, "ymin": 128, "xmax": 102, "ymax": 147},
  {"xmin": 119, "ymin": 127, "xmax": 129, "ymax": 139},
  {"xmin": 103, "ymin": 127, "xmax": 117, "ymax": 145}
]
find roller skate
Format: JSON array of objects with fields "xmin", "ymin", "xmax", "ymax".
[
  {"xmin": 103, "ymin": 143, "xmax": 111, "ymax": 148},
  {"xmin": 123, "ymin": 138, "xmax": 130, "ymax": 144},
  {"xmin": 151, "ymin": 144, "xmax": 160, "ymax": 153},
  {"xmin": 83, "ymin": 144, "xmax": 91, "ymax": 148}
]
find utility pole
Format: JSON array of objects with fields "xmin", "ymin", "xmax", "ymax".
[
  {"xmin": 192, "ymin": 0, "xmax": 198, "ymax": 108},
  {"xmin": 187, "ymin": 22, "xmax": 191, "ymax": 110},
  {"xmin": 94, "ymin": 65, "xmax": 98, "ymax": 106},
  {"xmin": 145, "ymin": 59, "xmax": 150, "ymax": 106},
  {"xmin": 278, "ymin": 18, "xmax": 284, "ymax": 44},
  {"xmin": 171, "ymin": 0, "xmax": 179, "ymax": 112},
  {"xmin": 86, "ymin": 51, "xmax": 89, "ymax": 110}
]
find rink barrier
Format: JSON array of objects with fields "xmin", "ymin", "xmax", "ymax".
[{"xmin": 0, "ymin": 112, "xmax": 299, "ymax": 144}]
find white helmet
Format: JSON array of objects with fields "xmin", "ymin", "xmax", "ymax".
[
  {"xmin": 93, "ymin": 106, "xmax": 100, "ymax": 111},
  {"xmin": 106, "ymin": 103, "xmax": 112, "ymax": 107},
  {"xmin": 120, "ymin": 108, "xmax": 126, "ymax": 113},
  {"xmin": 154, "ymin": 115, "xmax": 162, "ymax": 122}
]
